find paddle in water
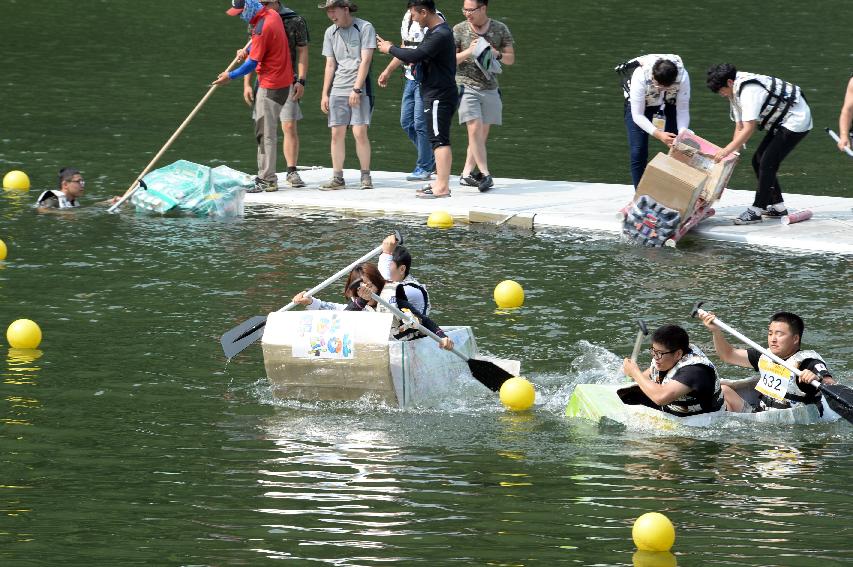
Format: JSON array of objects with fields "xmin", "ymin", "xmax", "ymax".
[
  {"xmin": 691, "ymin": 301, "xmax": 853, "ymax": 424},
  {"xmin": 219, "ymin": 230, "xmax": 402, "ymax": 359}
]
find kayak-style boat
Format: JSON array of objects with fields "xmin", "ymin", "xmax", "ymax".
[
  {"xmin": 261, "ymin": 310, "xmax": 520, "ymax": 408},
  {"xmin": 565, "ymin": 379, "xmax": 840, "ymax": 429}
]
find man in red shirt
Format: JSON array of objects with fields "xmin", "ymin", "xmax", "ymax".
[{"xmin": 215, "ymin": 0, "xmax": 294, "ymax": 192}]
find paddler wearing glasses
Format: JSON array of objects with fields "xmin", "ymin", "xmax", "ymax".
[{"xmin": 622, "ymin": 324, "xmax": 724, "ymax": 416}]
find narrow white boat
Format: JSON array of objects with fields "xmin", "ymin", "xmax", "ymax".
[
  {"xmin": 261, "ymin": 310, "xmax": 520, "ymax": 408},
  {"xmin": 565, "ymin": 379, "xmax": 839, "ymax": 430}
]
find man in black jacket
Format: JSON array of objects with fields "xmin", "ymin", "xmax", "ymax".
[{"xmin": 377, "ymin": 0, "xmax": 457, "ymax": 199}]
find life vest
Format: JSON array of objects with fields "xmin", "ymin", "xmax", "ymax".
[
  {"xmin": 374, "ymin": 279, "xmax": 431, "ymax": 341},
  {"xmin": 754, "ymin": 349, "xmax": 824, "ymax": 410},
  {"xmin": 650, "ymin": 344, "xmax": 724, "ymax": 416},
  {"xmin": 617, "ymin": 54, "xmax": 685, "ymax": 105},
  {"xmin": 36, "ymin": 189, "xmax": 79, "ymax": 209},
  {"xmin": 733, "ymin": 72, "xmax": 802, "ymax": 133}
]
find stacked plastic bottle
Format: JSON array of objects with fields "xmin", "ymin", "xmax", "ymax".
[{"xmin": 623, "ymin": 195, "xmax": 682, "ymax": 247}]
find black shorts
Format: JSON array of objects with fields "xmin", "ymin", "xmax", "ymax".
[{"xmin": 424, "ymin": 96, "xmax": 457, "ymax": 149}]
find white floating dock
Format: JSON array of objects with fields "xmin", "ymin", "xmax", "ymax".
[{"xmin": 245, "ymin": 167, "xmax": 853, "ymax": 255}]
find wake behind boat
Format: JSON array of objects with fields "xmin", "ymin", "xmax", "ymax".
[{"xmin": 565, "ymin": 380, "xmax": 839, "ymax": 430}]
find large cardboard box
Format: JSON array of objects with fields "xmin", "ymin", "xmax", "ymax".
[
  {"xmin": 636, "ymin": 153, "xmax": 707, "ymax": 219},
  {"xmin": 667, "ymin": 130, "xmax": 738, "ymax": 202}
]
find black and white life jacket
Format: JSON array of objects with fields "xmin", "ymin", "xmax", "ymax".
[
  {"xmin": 36, "ymin": 189, "xmax": 79, "ymax": 209},
  {"xmin": 374, "ymin": 278, "xmax": 431, "ymax": 341},
  {"xmin": 650, "ymin": 344, "xmax": 724, "ymax": 416},
  {"xmin": 755, "ymin": 349, "xmax": 825, "ymax": 410},
  {"xmin": 617, "ymin": 53, "xmax": 686, "ymax": 105},
  {"xmin": 733, "ymin": 72, "xmax": 802, "ymax": 133}
]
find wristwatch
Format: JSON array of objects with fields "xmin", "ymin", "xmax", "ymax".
[
  {"xmin": 296, "ymin": 77, "xmax": 306, "ymax": 86},
  {"xmin": 352, "ymin": 87, "xmax": 363, "ymax": 94}
]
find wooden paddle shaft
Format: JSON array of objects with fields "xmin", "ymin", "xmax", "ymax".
[
  {"xmin": 110, "ymin": 43, "xmax": 250, "ymax": 212},
  {"xmin": 826, "ymin": 128, "xmax": 853, "ymax": 157}
]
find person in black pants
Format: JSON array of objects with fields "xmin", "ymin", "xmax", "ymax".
[{"xmin": 377, "ymin": 0, "xmax": 457, "ymax": 198}]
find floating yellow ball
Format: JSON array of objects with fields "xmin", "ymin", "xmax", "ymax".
[
  {"xmin": 494, "ymin": 279, "xmax": 524, "ymax": 308},
  {"xmin": 427, "ymin": 210, "xmax": 453, "ymax": 229},
  {"xmin": 3, "ymin": 170, "xmax": 31, "ymax": 191},
  {"xmin": 499, "ymin": 377, "xmax": 535, "ymax": 411},
  {"xmin": 632, "ymin": 512, "xmax": 675, "ymax": 552},
  {"xmin": 0, "ymin": 239, "xmax": 6, "ymax": 261},
  {"xmin": 6, "ymin": 319, "xmax": 42, "ymax": 349}
]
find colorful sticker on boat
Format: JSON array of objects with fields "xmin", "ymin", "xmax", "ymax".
[
  {"xmin": 755, "ymin": 357, "xmax": 793, "ymax": 401},
  {"xmin": 292, "ymin": 313, "xmax": 355, "ymax": 360}
]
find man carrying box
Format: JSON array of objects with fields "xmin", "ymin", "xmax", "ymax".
[
  {"xmin": 617, "ymin": 54, "xmax": 691, "ymax": 188},
  {"xmin": 706, "ymin": 63, "xmax": 812, "ymax": 225}
]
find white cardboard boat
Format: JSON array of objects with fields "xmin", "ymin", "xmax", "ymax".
[
  {"xmin": 565, "ymin": 379, "xmax": 839, "ymax": 430},
  {"xmin": 261, "ymin": 310, "xmax": 520, "ymax": 408}
]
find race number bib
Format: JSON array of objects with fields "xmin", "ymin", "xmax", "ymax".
[{"xmin": 755, "ymin": 358, "xmax": 793, "ymax": 401}]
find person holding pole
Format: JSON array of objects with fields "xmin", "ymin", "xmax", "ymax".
[
  {"xmin": 700, "ymin": 311, "xmax": 835, "ymax": 413},
  {"xmin": 838, "ymin": 75, "xmax": 853, "ymax": 154},
  {"xmin": 214, "ymin": 0, "xmax": 294, "ymax": 193}
]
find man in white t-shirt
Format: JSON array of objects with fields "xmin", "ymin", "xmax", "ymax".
[{"xmin": 707, "ymin": 63, "xmax": 812, "ymax": 225}]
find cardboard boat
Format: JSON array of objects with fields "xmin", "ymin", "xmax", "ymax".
[{"xmin": 261, "ymin": 310, "xmax": 520, "ymax": 408}]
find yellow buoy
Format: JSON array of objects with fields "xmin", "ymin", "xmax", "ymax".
[
  {"xmin": 6, "ymin": 319, "xmax": 42, "ymax": 349},
  {"xmin": 494, "ymin": 279, "xmax": 524, "ymax": 308},
  {"xmin": 3, "ymin": 170, "xmax": 31, "ymax": 191},
  {"xmin": 0, "ymin": 238, "xmax": 6, "ymax": 261},
  {"xmin": 427, "ymin": 210, "xmax": 454, "ymax": 229},
  {"xmin": 632, "ymin": 512, "xmax": 675, "ymax": 552},
  {"xmin": 499, "ymin": 377, "xmax": 535, "ymax": 411}
]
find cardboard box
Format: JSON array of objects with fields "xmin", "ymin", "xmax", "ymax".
[
  {"xmin": 667, "ymin": 130, "xmax": 738, "ymax": 202},
  {"xmin": 636, "ymin": 153, "xmax": 707, "ymax": 219}
]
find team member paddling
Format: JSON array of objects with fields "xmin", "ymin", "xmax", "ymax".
[
  {"xmin": 701, "ymin": 311, "xmax": 835, "ymax": 413},
  {"xmin": 377, "ymin": 234, "xmax": 431, "ymax": 338},
  {"xmin": 622, "ymin": 324, "xmax": 724, "ymax": 417},
  {"xmin": 617, "ymin": 54, "xmax": 691, "ymax": 188},
  {"xmin": 706, "ymin": 64, "xmax": 812, "ymax": 224}
]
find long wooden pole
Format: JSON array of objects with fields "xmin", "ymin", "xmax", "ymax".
[{"xmin": 109, "ymin": 43, "xmax": 250, "ymax": 213}]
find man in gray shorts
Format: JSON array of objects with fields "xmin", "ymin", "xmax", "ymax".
[
  {"xmin": 453, "ymin": 0, "xmax": 514, "ymax": 192},
  {"xmin": 318, "ymin": 0, "xmax": 376, "ymax": 191},
  {"xmin": 229, "ymin": 1, "xmax": 310, "ymax": 188}
]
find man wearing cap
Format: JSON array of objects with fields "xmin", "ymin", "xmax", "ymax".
[
  {"xmin": 227, "ymin": 1, "xmax": 310, "ymax": 189},
  {"xmin": 377, "ymin": 0, "xmax": 457, "ymax": 198},
  {"xmin": 214, "ymin": 0, "xmax": 294, "ymax": 194},
  {"xmin": 317, "ymin": 0, "xmax": 376, "ymax": 191}
]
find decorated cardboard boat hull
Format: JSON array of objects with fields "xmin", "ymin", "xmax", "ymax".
[{"xmin": 262, "ymin": 311, "xmax": 520, "ymax": 408}]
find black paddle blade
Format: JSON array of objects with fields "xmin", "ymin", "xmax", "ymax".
[
  {"xmin": 220, "ymin": 315, "xmax": 267, "ymax": 359},
  {"xmin": 467, "ymin": 358, "xmax": 515, "ymax": 392},
  {"xmin": 821, "ymin": 383, "xmax": 853, "ymax": 423}
]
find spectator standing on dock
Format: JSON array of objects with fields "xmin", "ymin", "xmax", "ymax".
[
  {"xmin": 706, "ymin": 64, "xmax": 812, "ymax": 225},
  {"xmin": 227, "ymin": 0, "xmax": 310, "ymax": 188},
  {"xmin": 617, "ymin": 54, "xmax": 691, "ymax": 188},
  {"xmin": 453, "ymin": 0, "xmax": 514, "ymax": 193},
  {"xmin": 317, "ymin": 0, "xmax": 376, "ymax": 191},
  {"xmin": 700, "ymin": 311, "xmax": 835, "ymax": 413},
  {"xmin": 214, "ymin": 0, "xmax": 294, "ymax": 193},
  {"xmin": 377, "ymin": 6, "xmax": 445, "ymax": 183},
  {"xmin": 838, "ymin": 74, "xmax": 853, "ymax": 153},
  {"xmin": 377, "ymin": 0, "xmax": 458, "ymax": 198}
]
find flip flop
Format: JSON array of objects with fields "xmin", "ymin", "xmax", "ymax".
[{"xmin": 416, "ymin": 187, "xmax": 451, "ymax": 199}]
